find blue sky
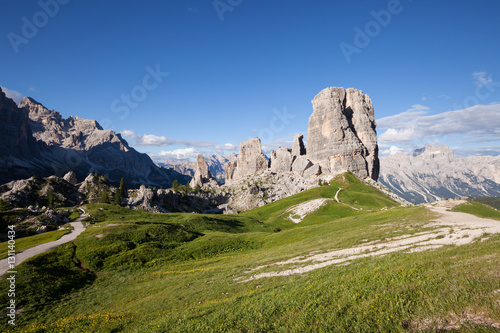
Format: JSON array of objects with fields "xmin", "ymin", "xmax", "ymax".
[{"xmin": 1, "ymin": 0, "xmax": 499, "ymax": 161}]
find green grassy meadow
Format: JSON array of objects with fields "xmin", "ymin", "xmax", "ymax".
[
  {"xmin": 1, "ymin": 173, "xmax": 499, "ymax": 332},
  {"xmin": 453, "ymin": 201, "xmax": 500, "ymax": 220}
]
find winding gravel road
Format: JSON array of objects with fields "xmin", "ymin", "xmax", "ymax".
[{"xmin": 0, "ymin": 209, "xmax": 87, "ymax": 276}]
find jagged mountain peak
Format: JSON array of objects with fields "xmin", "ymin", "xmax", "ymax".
[
  {"xmin": 19, "ymin": 96, "xmax": 43, "ymax": 107},
  {"xmin": 412, "ymin": 144, "xmax": 456, "ymax": 160}
]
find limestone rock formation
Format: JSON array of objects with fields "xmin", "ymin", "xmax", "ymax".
[
  {"xmin": 291, "ymin": 155, "xmax": 313, "ymax": 177},
  {"xmin": 0, "ymin": 175, "xmax": 83, "ymax": 208},
  {"xmin": 0, "ymin": 89, "xmax": 39, "ymax": 160},
  {"xmin": 306, "ymin": 87, "xmax": 379, "ymax": 180},
  {"xmin": 10, "ymin": 96, "xmax": 185, "ymax": 188},
  {"xmin": 225, "ymin": 138, "xmax": 268, "ymax": 182},
  {"xmin": 292, "ymin": 134, "xmax": 306, "ymax": 156},
  {"xmin": 63, "ymin": 171, "xmax": 78, "ymax": 185},
  {"xmin": 189, "ymin": 154, "xmax": 218, "ymax": 188},
  {"xmin": 162, "ymin": 153, "xmax": 237, "ymax": 185},
  {"xmin": 0, "ymin": 88, "xmax": 44, "ymax": 183},
  {"xmin": 270, "ymin": 147, "xmax": 293, "ymax": 173},
  {"xmin": 303, "ymin": 163, "xmax": 322, "ymax": 179}
]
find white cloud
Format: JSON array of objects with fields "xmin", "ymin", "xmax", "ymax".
[
  {"xmin": 0, "ymin": 86, "xmax": 24, "ymax": 104},
  {"xmin": 150, "ymin": 148, "xmax": 200, "ymax": 161},
  {"xmin": 378, "ymin": 128, "xmax": 416, "ymax": 143},
  {"xmin": 379, "ymin": 145, "xmax": 405, "ymax": 156},
  {"xmin": 377, "ymin": 103, "xmax": 500, "ymax": 148},
  {"xmin": 121, "ymin": 130, "xmax": 239, "ymax": 151},
  {"xmin": 453, "ymin": 145, "xmax": 500, "ymax": 157},
  {"xmin": 121, "ymin": 130, "xmax": 239, "ymax": 162},
  {"xmin": 472, "ymin": 71, "xmax": 493, "ymax": 87}
]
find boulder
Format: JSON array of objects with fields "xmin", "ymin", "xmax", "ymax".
[
  {"xmin": 63, "ymin": 171, "xmax": 78, "ymax": 185},
  {"xmin": 225, "ymin": 138, "xmax": 268, "ymax": 182},
  {"xmin": 270, "ymin": 147, "xmax": 293, "ymax": 173},
  {"xmin": 306, "ymin": 87, "xmax": 379, "ymax": 180},
  {"xmin": 292, "ymin": 155, "xmax": 313, "ymax": 177},
  {"xmin": 303, "ymin": 164, "xmax": 322, "ymax": 179}
]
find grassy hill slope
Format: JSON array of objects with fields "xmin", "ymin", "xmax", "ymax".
[{"xmin": 1, "ymin": 173, "xmax": 499, "ymax": 332}]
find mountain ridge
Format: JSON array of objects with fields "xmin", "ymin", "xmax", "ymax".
[
  {"xmin": 379, "ymin": 144, "xmax": 500, "ymax": 203},
  {"xmin": 0, "ymin": 87, "xmax": 186, "ymax": 188}
]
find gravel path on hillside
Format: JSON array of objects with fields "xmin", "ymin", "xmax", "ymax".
[
  {"xmin": 0, "ymin": 209, "xmax": 87, "ymax": 276},
  {"xmin": 238, "ymin": 200, "xmax": 500, "ymax": 282},
  {"xmin": 284, "ymin": 199, "xmax": 334, "ymax": 223}
]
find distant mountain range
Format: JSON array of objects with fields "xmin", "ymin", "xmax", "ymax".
[
  {"xmin": 379, "ymin": 144, "xmax": 500, "ymax": 203},
  {"xmin": 160, "ymin": 154, "xmax": 237, "ymax": 184},
  {"xmin": 0, "ymin": 87, "xmax": 188, "ymax": 188}
]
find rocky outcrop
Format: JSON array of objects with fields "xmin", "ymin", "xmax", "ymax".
[
  {"xmin": 225, "ymin": 138, "xmax": 268, "ymax": 182},
  {"xmin": 126, "ymin": 185, "xmax": 230, "ymax": 214},
  {"xmin": 291, "ymin": 155, "xmax": 313, "ymax": 177},
  {"xmin": 189, "ymin": 154, "xmax": 218, "ymax": 188},
  {"xmin": 63, "ymin": 171, "xmax": 78, "ymax": 185},
  {"xmin": 306, "ymin": 87, "xmax": 379, "ymax": 180},
  {"xmin": 220, "ymin": 169, "xmax": 316, "ymax": 212},
  {"xmin": 161, "ymin": 153, "xmax": 237, "ymax": 185},
  {"xmin": 292, "ymin": 134, "xmax": 306, "ymax": 156},
  {"xmin": 379, "ymin": 144, "xmax": 500, "ymax": 204},
  {"xmin": 270, "ymin": 147, "xmax": 293, "ymax": 173},
  {"xmin": 0, "ymin": 175, "xmax": 83, "ymax": 208}
]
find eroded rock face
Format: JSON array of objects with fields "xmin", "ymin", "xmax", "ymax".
[
  {"xmin": 190, "ymin": 154, "xmax": 218, "ymax": 188},
  {"xmin": 292, "ymin": 155, "xmax": 313, "ymax": 177},
  {"xmin": 225, "ymin": 138, "xmax": 268, "ymax": 182},
  {"xmin": 17, "ymin": 96, "xmax": 179, "ymax": 188},
  {"xmin": 270, "ymin": 147, "xmax": 293, "ymax": 173},
  {"xmin": 307, "ymin": 87, "xmax": 379, "ymax": 180},
  {"xmin": 0, "ymin": 90, "xmax": 39, "ymax": 160},
  {"xmin": 292, "ymin": 134, "xmax": 306, "ymax": 157}
]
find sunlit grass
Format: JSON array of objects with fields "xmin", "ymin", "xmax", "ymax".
[{"xmin": 1, "ymin": 173, "xmax": 499, "ymax": 332}]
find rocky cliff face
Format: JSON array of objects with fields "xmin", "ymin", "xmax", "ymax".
[
  {"xmin": 379, "ymin": 144, "xmax": 500, "ymax": 203},
  {"xmin": 225, "ymin": 138, "xmax": 268, "ymax": 182},
  {"xmin": 0, "ymin": 88, "xmax": 47, "ymax": 183},
  {"xmin": 0, "ymin": 89, "xmax": 39, "ymax": 160},
  {"xmin": 0, "ymin": 90, "xmax": 185, "ymax": 188},
  {"xmin": 18, "ymin": 96, "xmax": 181, "ymax": 188},
  {"xmin": 189, "ymin": 154, "xmax": 218, "ymax": 188},
  {"xmin": 307, "ymin": 87, "xmax": 379, "ymax": 180}
]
